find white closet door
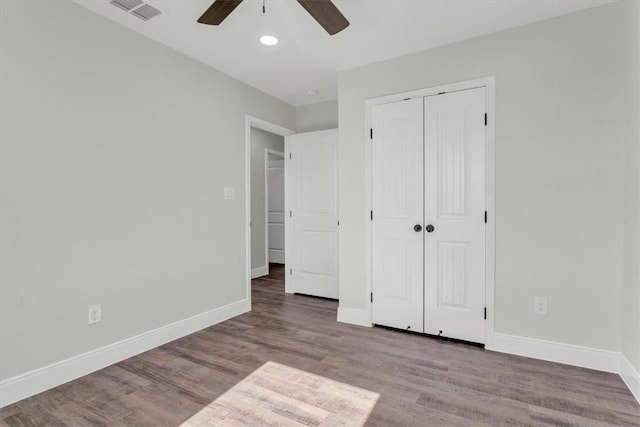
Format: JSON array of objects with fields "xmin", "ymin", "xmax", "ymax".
[
  {"xmin": 288, "ymin": 129, "xmax": 338, "ymax": 299},
  {"xmin": 371, "ymin": 98, "xmax": 424, "ymax": 332},
  {"xmin": 423, "ymin": 87, "xmax": 486, "ymax": 343}
]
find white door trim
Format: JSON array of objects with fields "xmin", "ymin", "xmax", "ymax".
[
  {"xmin": 284, "ymin": 138, "xmax": 291, "ymax": 293},
  {"xmin": 363, "ymin": 76, "xmax": 496, "ymax": 348},
  {"xmin": 245, "ymin": 116, "xmax": 295, "ymax": 307},
  {"xmin": 264, "ymin": 148, "xmax": 285, "ymax": 272}
]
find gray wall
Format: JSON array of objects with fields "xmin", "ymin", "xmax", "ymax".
[
  {"xmin": 250, "ymin": 128, "xmax": 284, "ymax": 270},
  {"xmin": 296, "ymin": 100, "xmax": 338, "ymax": 132},
  {"xmin": 0, "ymin": 0, "xmax": 295, "ymax": 380},
  {"xmin": 338, "ymin": 1, "xmax": 636, "ymax": 354},
  {"xmin": 622, "ymin": 1, "xmax": 640, "ymax": 373}
]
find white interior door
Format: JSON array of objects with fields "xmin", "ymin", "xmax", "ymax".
[
  {"xmin": 424, "ymin": 87, "xmax": 486, "ymax": 343},
  {"xmin": 287, "ymin": 129, "xmax": 338, "ymax": 299},
  {"xmin": 267, "ymin": 156, "xmax": 285, "ymax": 264},
  {"xmin": 371, "ymin": 98, "xmax": 424, "ymax": 332}
]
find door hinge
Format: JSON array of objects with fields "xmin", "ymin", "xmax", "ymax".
[
  {"xmin": 290, "ymin": 210, "xmax": 292, "ymax": 218},
  {"xmin": 484, "ymin": 113, "xmax": 487, "ymax": 126},
  {"xmin": 484, "ymin": 307, "xmax": 487, "ymax": 320},
  {"xmin": 370, "ymin": 128, "xmax": 373, "ymax": 140},
  {"xmin": 371, "ymin": 292, "xmax": 373, "ymax": 303},
  {"xmin": 289, "ymin": 152, "xmax": 292, "ymax": 159},
  {"xmin": 337, "ymin": 220, "xmax": 340, "ymax": 226},
  {"xmin": 290, "ymin": 268, "xmax": 292, "ymax": 275},
  {"xmin": 484, "ymin": 211, "xmax": 487, "ymax": 223},
  {"xmin": 370, "ymin": 210, "xmax": 373, "ymax": 220}
]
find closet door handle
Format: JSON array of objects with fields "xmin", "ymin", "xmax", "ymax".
[
  {"xmin": 426, "ymin": 224, "xmax": 435, "ymax": 233},
  {"xmin": 413, "ymin": 224, "xmax": 422, "ymax": 232}
]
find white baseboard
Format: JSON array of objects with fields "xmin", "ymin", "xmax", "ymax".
[
  {"xmin": 251, "ymin": 266, "xmax": 268, "ymax": 279},
  {"xmin": 0, "ymin": 298, "xmax": 250, "ymax": 408},
  {"xmin": 620, "ymin": 354, "xmax": 640, "ymax": 404},
  {"xmin": 268, "ymin": 250, "xmax": 285, "ymax": 264},
  {"xmin": 337, "ymin": 306, "xmax": 371, "ymax": 327},
  {"xmin": 488, "ymin": 333, "xmax": 620, "ymax": 373},
  {"xmin": 3, "ymin": 305, "xmax": 638, "ymax": 408}
]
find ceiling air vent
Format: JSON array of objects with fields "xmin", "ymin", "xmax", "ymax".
[
  {"xmin": 109, "ymin": 0, "xmax": 142, "ymax": 12},
  {"xmin": 131, "ymin": 4, "xmax": 162, "ymax": 21}
]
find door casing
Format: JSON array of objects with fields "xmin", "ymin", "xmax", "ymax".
[
  {"xmin": 245, "ymin": 115, "xmax": 295, "ymax": 308},
  {"xmin": 364, "ymin": 77, "xmax": 496, "ymax": 348}
]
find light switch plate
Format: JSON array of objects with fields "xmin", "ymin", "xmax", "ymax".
[{"xmin": 224, "ymin": 187, "xmax": 235, "ymax": 200}]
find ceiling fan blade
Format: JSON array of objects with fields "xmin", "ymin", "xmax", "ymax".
[
  {"xmin": 198, "ymin": 0, "xmax": 243, "ymax": 25},
  {"xmin": 297, "ymin": 0, "xmax": 349, "ymax": 35}
]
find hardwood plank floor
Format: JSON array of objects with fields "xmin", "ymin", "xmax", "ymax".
[{"xmin": 1, "ymin": 264, "xmax": 638, "ymax": 426}]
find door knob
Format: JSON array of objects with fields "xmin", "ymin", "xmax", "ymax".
[
  {"xmin": 413, "ymin": 224, "xmax": 422, "ymax": 232},
  {"xmin": 426, "ymin": 224, "xmax": 435, "ymax": 233}
]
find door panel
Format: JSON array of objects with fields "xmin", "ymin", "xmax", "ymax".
[
  {"xmin": 300, "ymin": 145, "xmax": 336, "ymax": 214},
  {"xmin": 437, "ymin": 241, "xmax": 468, "ymax": 307},
  {"xmin": 424, "ymin": 87, "xmax": 486, "ymax": 343},
  {"xmin": 371, "ymin": 98, "xmax": 424, "ymax": 332},
  {"xmin": 288, "ymin": 129, "xmax": 338, "ymax": 299},
  {"xmin": 437, "ymin": 110, "xmax": 468, "ymax": 218},
  {"xmin": 300, "ymin": 231, "xmax": 338, "ymax": 276}
]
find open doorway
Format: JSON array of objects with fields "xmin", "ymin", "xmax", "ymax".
[
  {"xmin": 250, "ymin": 128, "xmax": 284, "ymax": 279},
  {"xmin": 245, "ymin": 116, "xmax": 295, "ymax": 305}
]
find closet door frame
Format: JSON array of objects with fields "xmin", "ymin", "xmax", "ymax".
[{"xmin": 364, "ymin": 76, "xmax": 496, "ymax": 349}]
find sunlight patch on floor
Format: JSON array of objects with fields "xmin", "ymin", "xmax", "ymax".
[{"xmin": 181, "ymin": 361, "xmax": 380, "ymax": 426}]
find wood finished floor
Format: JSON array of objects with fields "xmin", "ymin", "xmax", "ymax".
[{"xmin": 1, "ymin": 264, "xmax": 639, "ymax": 426}]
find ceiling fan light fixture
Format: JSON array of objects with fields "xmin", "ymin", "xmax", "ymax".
[
  {"xmin": 259, "ymin": 35, "xmax": 278, "ymax": 46},
  {"xmin": 198, "ymin": 0, "xmax": 349, "ymax": 35}
]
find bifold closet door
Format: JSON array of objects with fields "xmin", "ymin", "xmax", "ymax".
[
  {"xmin": 371, "ymin": 88, "xmax": 487, "ymax": 343},
  {"xmin": 423, "ymin": 87, "xmax": 486, "ymax": 343},
  {"xmin": 371, "ymin": 98, "xmax": 424, "ymax": 332}
]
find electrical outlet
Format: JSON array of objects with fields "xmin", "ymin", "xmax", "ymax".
[
  {"xmin": 88, "ymin": 304, "xmax": 101, "ymax": 325},
  {"xmin": 533, "ymin": 297, "xmax": 547, "ymax": 315}
]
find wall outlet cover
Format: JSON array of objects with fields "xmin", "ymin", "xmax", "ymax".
[
  {"xmin": 533, "ymin": 297, "xmax": 548, "ymax": 315},
  {"xmin": 88, "ymin": 304, "xmax": 102, "ymax": 325}
]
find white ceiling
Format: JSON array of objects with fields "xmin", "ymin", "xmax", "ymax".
[{"xmin": 75, "ymin": 0, "xmax": 612, "ymax": 106}]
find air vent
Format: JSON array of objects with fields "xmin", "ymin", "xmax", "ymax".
[
  {"xmin": 131, "ymin": 4, "xmax": 161, "ymax": 21},
  {"xmin": 109, "ymin": 0, "xmax": 142, "ymax": 12}
]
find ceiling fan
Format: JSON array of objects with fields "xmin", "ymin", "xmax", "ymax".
[{"xmin": 197, "ymin": 0, "xmax": 350, "ymax": 35}]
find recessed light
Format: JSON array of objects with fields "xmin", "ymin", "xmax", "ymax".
[
  {"xmin": 260, "ymin": 35, "xmax": 278, "ymax": 46},
  {"xmin": 306, "ymin": 90, "xmax": 319, "ymax": 95}
]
